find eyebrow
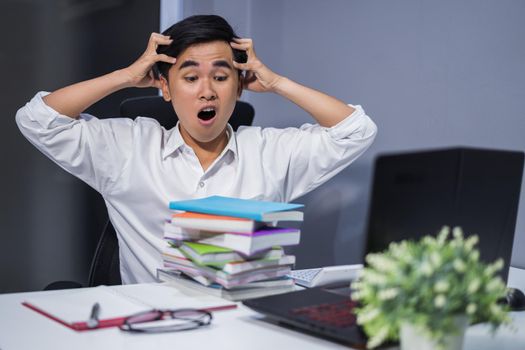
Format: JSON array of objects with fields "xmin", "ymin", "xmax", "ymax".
[{"xmin": 178, "ymin": 59, "xmax": 233, "ymax": 70}]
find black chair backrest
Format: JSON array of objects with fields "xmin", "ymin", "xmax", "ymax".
[
  {"xmin": 88, "ymin": 220, "xmax": 121, "ymax": 286},
  {"xmin": 87, "ymin": 96, "xmax": 255, "ymax": 286},
  {"xmin": 119, "ymin": 95, "xmax": 255, "ymax": 131}
]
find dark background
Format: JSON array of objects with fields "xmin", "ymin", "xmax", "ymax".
[{"xmin": 0, "ymin": 0, "xmax": 159, "ymax": 292}]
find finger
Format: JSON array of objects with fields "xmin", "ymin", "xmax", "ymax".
[
  {"xmin": 230, "ymin": 41, "xmax": 249, "ymax": 50},
  {"xmin": 232, "ymin": 60, "xmax": 250, "ymax": 71},
  {"xmin": 231, "ymin": 41, "xmax": 256, "ymax": 58},
  {"xmin": 147, "ymin": 33, "xmax": 173, "ymax": 52},
  {"xmin": 232, "ymin": 37, "xmax": 253, "ymax": 44},
  {"xmin": 147, "ymin": 38, "xmax": 173, "ymax": 53},
  {"xmin": 149, "ymin": 32, "xmax": 172, "ymax": 41},
  {"xmin": 155, "ymin": 54, "xmax": 177, "ymax": 64}
]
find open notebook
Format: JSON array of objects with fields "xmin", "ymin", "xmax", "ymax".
[{"xmin": 22, "ymin": 283, "xmax": 236, "ymax": 331}]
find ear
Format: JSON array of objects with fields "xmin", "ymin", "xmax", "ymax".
[
  {"xmin": 236, "ymin": 73, "xmax": 244, "ymax": 99},
  {"xmin": 160, "ymin": 75, "xmax": 171, "ymax": 102}
]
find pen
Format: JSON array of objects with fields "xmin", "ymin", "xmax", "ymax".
[{"xmin": 87, "ymin": 302, "xmax": 100, "ymax": 329}]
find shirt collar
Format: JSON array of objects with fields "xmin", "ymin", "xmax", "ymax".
[{"xmin": 162, "ymin": 122, "xmax": 238, "ymax": 160}]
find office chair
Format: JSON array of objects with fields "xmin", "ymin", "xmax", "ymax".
[{"xmin": 45, "ymin": 96, "xmax": 255, "ymax": 290}]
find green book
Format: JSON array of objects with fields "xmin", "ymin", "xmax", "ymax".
[
  {"xmin": 180, "ymin": 242, "xmax": 245, "ymax": 266},
  {"xmin": 184, "ymin": 242, "xmax": 234, "ymax": 255}
]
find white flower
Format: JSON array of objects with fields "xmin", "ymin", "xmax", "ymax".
[
  {"xmin": 352, "ymin": 281, "xmax": 363, "ymax": 289},
  {"xmin": 364, "ymin": 271, "xmax": 388, "ymax": 285},
  {"xmin": 434, "ymin": 294, "xmax": 446, "ymax": 308},
  {"xmin": 492, "ymin": 259, "xmax": 504, "ymax": 272},
  {"xmin": 437, "ymin": 226, "xmax": 450, "ymax": 243},
  {"xmin": 490, "ymin": 303, "xmax": 503, "ymax": 317},
  {"xmin": 467, "ymin": 278, "xmax": 481, "ymax": 294},
  {"xmin": 367, "ymin": 254, "xmax": 396, "ymax": 273},
  {"xmin": 357, "ymin": 308, "xmax": 380, "ymax": 323},
  {"xmin": 378, "ymin": 288, "xmax": 399, "ymax": 300},
  {"xmin": 430, "ymin": 252, "xmax": 442, "ymax": 267},
  {"xmin": 484, "ymin": 261, "xmax": 503, "ymax": 277},
  {"xmin": 484, "ymin": 258, "xmax": 503, "ymax": 276},
  {"xmin": 351, "ymin": 291, "xmax": 361, "ymax": 300},
  {"xmin": 434, "ymin": 280, "xmax": 450, "ymax": 293},
  {"xmin": 470, "ymin": 250, "xmax": 480, "ymax": 261},
  {"xmin": 453, "ymin": 258, "xmax": 466, "ymax": 272},
  {"xmin": 389, "ymin": 244, "xmax": 404, "ymax": 259},
  {"xmin": 452, "ymin": 226, "xmax": 464, "ymax": 239},
  {"xmin": 466, "ymin": 303, "xmax": 477, "ymax": 315},
  {"xmin": 423, "ymin": 236, "xmax": 436, "ymax": 246},
  {"xmin": 465, "ymin": 235, "xmax": 479, "ymax": 251},
  {"xmin": 486, "ymin": 278, "xmax": 503, "ymax": 292},
  {"xmin": 367, "ymin": 326, "xmax": 389, "ymax": 349},
  {"xmin": 420, "ymin": 261, "xmax": 434, "ymax": 276}
]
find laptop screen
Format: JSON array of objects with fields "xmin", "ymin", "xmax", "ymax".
[{"xmin": 363, "ymin": 147, "xmax": 524, "ymax": 282}]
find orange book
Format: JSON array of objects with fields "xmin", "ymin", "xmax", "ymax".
[{"xmin": 170, "ymin": 211, "xmax": 265, "ymax": 233}]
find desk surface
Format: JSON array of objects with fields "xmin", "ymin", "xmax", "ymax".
[{"xmin": 1, "ymin": 267, "xmax": 525, "ymax": 350}]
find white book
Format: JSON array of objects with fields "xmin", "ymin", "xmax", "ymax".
[
  {"xmin": 222, "ymin": 255, "xmax": 296, "ymax": 274},
  {"xmin": 163, "ymin": 222, "xmax": 217, "ymax": 241},
  {"xmin": 198, "ymin": 227, "xmax": 301, "ymax": 256},
  {"xmin": 163, "ymin": 261, "xmax": 292, "ymax": 289},
  {"xmin": 162, "ymin": 253, "xmax": 294, "ymax": 276},
  {"xmin": 163, "ymin": 245, "xmax": 286, "ymax": 267},
  {"xmin": 157, "ymin": 269, "xmax": 295, "ymax": 301},
  {"xmin": 162, "ymin": 245, "xmax": 186, "ymax": 258}
]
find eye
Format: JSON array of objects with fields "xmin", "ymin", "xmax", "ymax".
[
  {"xmin": 184, "ymin": 76, "xmax": 197, "ymax": 82},
  {"xmin": 214, "ymin": 75, "xmax": 228, "ymax": 82}
]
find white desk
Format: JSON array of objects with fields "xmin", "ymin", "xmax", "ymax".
[{"xmin": 1, "ymin": 267, "xmax": 525, "ymax": 350}]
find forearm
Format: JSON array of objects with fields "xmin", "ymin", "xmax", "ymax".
[
  {"xmin": 273, "ymin": 77, "xmax": 355, "ymax": 127},
  {"xmin": 43, "ymin": 70, "xmax": 132, "ymax": 118}
]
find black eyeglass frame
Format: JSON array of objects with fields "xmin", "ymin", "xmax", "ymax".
[{"xmin": 119, "ymin": 308, "xmax": 213, "ymax": 333}]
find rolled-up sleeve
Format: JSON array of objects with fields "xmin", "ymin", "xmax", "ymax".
[
  {"xmin": 261, "ymin": 104, "xmax": 377, "ymax": 202},
  {"xmin": 15, "ymin": 91, "xmax": 135, "ymax": 194}
]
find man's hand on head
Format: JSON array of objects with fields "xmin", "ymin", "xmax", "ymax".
[
  {"xmin": 120, "ymin": 33, "xmax": 177, "ymax": 89},
  {"xmin": 230, "ymin": 38, "xmax": 283, "ymax": 93}
]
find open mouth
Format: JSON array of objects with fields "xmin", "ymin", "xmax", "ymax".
[{"xmin": 197, "ymin": 107, "xmax": 217, "ymax": 121}]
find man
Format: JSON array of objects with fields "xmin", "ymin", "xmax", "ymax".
[{"xmin": 16, "ymin": 15, "xmax": 377, "ymax": 283}]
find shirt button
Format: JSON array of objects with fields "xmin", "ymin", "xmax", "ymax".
[{"xmin": 199, "ymin": 181, "xmax": 205, "ymax": 188}]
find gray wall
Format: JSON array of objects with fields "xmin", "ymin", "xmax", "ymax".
[{"xmin": 179, "ymin": 0, "xmax": 525, "ymax": 268}]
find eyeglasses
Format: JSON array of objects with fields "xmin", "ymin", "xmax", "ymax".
[{"xmin": 119, "ymin": 309, "xmax": 213, "ymax": 333}]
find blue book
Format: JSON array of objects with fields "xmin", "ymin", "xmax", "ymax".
[{"xmin": 169, "ymin": 196, "xmax": 304, "ymax": 222}]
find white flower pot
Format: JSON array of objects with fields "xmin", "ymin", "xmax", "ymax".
[{"xmin": 400, "ymin": 316, "xmax": 468, "ymax": 350}]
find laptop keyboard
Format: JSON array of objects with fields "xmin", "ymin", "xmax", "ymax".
[
  {"xmin": 289, "ymin": 268, "xmax": 321, "ymax": 283},
  {"xmin": 290, "ymin": 299, "xmax": 357, "ymax": 328}
]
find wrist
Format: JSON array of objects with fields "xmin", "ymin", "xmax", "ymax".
[
  {"xmin": 112, "ymin": 69, "xmax": 134, "ymax": 89},
  {"xmin": 272, "ymin": 76, "xmax": 291, "ymax": 95}
]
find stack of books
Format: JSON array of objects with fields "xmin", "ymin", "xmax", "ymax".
[{"xmin": 157, "ymin": 196, "xmax": 304, "ymax": 301}]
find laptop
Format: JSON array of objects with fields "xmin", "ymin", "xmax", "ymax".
[{"xmin": 243, "ymin": 147, "xmax": 524, "ymax": 347}]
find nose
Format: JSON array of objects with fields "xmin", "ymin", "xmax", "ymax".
[{"xmin": 199, "ymin": 78, "xmax": 217, "ymax": 101}]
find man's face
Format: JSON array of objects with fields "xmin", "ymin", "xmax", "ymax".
[{"xmin": 161, "ymin": 40, "xmax": 241, "ymax": 145}]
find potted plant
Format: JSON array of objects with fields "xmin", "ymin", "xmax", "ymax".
[{"xmin": 352, "ymin": 226, "xmax": 510, "ymax": 350}]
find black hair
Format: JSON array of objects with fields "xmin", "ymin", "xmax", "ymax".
[{"xmin": 155, "ymin": 15, "xmax": 247, "ymax": 79}]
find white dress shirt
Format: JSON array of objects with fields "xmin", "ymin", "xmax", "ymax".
[{"xmin": 16, "ymin": 92, "xmax": 377, "ymax": 284}]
